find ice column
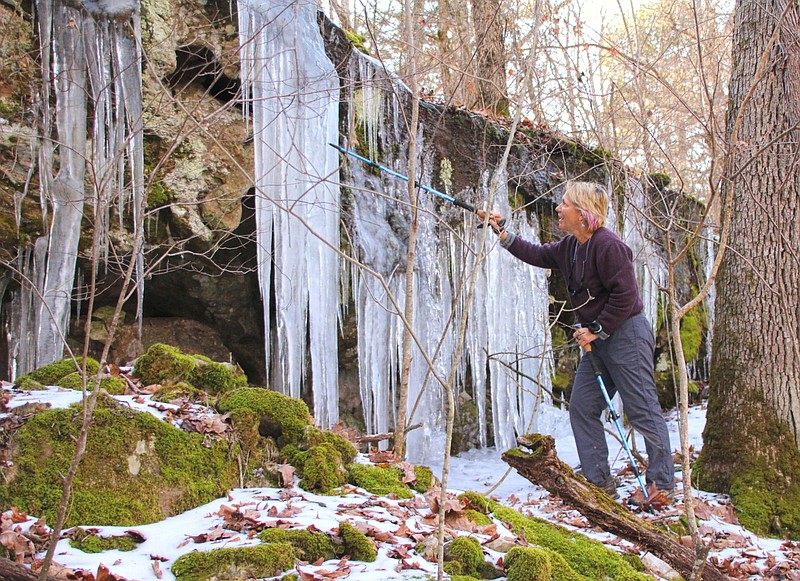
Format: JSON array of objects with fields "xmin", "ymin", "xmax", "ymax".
[
  {"xmin": 239, "ymin": 0, "xmax": 341, "ymax": 426},
  {"xmin": 471, "ymin": 170, "xmax": 555, "ymax": 453},
  {"xmin": 623, "ymin": 179, "xmax": 664, "ymax": 329},
  {"xmin": 18, "ymin": 0, "xmax": 144, "ymax": 374}
]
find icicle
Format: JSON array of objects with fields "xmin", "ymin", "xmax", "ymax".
[
  {"xmin": 623, "ymin": 179, "xmax": 664, "ymax": 331},
  {"xmin": 33, "ymin": 0, "xmax": 88, "ymax": 369},
  {"xmin": 239, "ymin": 0, "xmax": 341, "ymax": 427},
  {"xmin": 11, "ymin": 0, "xmax": 145, "ymax": 374}
]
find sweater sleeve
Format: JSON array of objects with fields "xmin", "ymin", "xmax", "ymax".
[
  {"xmin": 504, "ymin": 235, "xmax": 562, "ymax": 270},
  {"xmin": 594, "ymin": 238, "xmax": 640, "ymax": 334}
]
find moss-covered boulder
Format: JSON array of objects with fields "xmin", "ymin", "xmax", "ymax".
[
  {"xmin": 0, "ymin": 395, "xmax": 237, "ymax": 527},
  {"xmin": 304, "ymin": 427, "xmax": 358, "ymax": 465},
  {"xmin": 412, "ymin": 465, "xmax": 434, "ymax": 492},
  {"xmin": 133, "ymin": 343, "xmax": 246, "ymax": 395},
  {"xmin": 133, "ymin": 343, "xmax": 196, "ymax": 386},
  {"xmin": 347, "ymin": 463, "xmax": 413, "ymax": 499},
  {"xmin": 170, "ymin": 542, "xmax": 298, "ymax": 581},
  {"xmin": 444, "ymin": 536, "xmax": 485, "ymax": 578},
  {"xmin": 217, "ymin": 386, "xmax": 312, "ymax": 447},
  {"xmin": 57, "ymin": 373, "xmax": 127, "ymax": 395},
  {"xmin": 300, "ymin": 442, "xmax": 348, "ymax": 493},
  {"xmin": 14, "ymin": 357, "xmax": 100, "ymax": 388},
  {"xmin": 150, "ymin": 382, "xmax": 207, "ymax": 403},
  {"xmin": 504, "ymin": 546, "xmax": 553, "ymax": 581},
  {"xmin": 258, "ymin": 528, "xmax": 335, "ymax": 562},
  {"xmin": 188, "ymin": 356, "xmax": 247, "ymax": 395},
  {"xmin": 338, "ymin": 521, "xmax": 376, "ymax": 562}
]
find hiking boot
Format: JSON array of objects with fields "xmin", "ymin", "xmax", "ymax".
[{"xmin": 598, "ymin": 477, "xmax": 619, "ymax": 499}]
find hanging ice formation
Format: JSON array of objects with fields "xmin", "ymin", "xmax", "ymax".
[
  {"xmin": 340, "ymin": 54, "xmax": 559, "ymax": 463},
  {"xmin": 238, "ymin": 0, "xmax": 341, "ymax": 427},
  {"xmin": 623, "ymin": 179, "xmax": 665, "ymax": 330},
  {"xmin": 7, "ymin": 0, "xmax": 145, "ymax": 376}
]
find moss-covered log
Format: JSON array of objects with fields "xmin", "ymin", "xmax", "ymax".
[{"xmin": 502, "ymin": 434, "xmax": 729, "ymax": 581}]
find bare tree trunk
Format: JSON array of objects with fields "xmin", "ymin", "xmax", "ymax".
[
  {"xmin": 700, "ymin": 0, "xmax": 800, "ymax": 538},
  {"xmin": 470, "ymin": 0, "xmax": 509, "ymax": 115},
  {"xmin": 395, "ymin": 0, "xmax": 422, "ymax": 458}
]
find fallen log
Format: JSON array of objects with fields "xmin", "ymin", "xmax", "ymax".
[
  {"xmin": 0, "ymin": 559, "xmax": 62, "ymax": 581},
  {"xmin": 502, "ymin": 434, "xmax": 729, "ymax": 581}
]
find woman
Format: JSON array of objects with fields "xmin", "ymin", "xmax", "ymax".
[{"xmin": 479, "ymin": 181, "xmax": 674, "ymax": 500}]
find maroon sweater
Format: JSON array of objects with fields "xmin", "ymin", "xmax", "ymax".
[{"xmin": 504, "ymin": 227, "xmax": 643, "ymax": 334}]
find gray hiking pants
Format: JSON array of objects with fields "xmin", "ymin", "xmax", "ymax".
[{"xmin": 569, "ymin": 314, "xmax": 674, "ymax": 490}]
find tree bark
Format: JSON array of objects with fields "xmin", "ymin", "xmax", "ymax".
[
  {"xmin": 470, "ymin": 0, "xmax": 509, "ymax": 115},
  {"xmin": 502, "ymin": 434, "xmax": 730, "ymax": 581},
  {"xmin": 700, "ymin": 0, "xmax": 800, "ymax": 537},
  {"xmin": 0, "ymin": 559, "xmax": 61, "ymax": 581}
]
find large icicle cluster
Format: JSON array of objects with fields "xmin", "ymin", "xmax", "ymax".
[
  {"xmin": 341, "ymin": 55, "xmax": 559, "ymax": 463},
  {"xmin": 8, "ymin": 0, "xmax": 144, "ymax": 375},
  {"xmin": 238, "ymin": 0, "xmax": 341, "ymax": 427}
]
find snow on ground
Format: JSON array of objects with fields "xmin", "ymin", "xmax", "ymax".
[{"xmin": 2, "ymin": 384, "xmax": 799, "ymax": 580}]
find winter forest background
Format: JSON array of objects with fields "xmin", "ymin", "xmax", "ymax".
[{"xmin": 0, "ymin": 0, "xmax": 799, "ymax": 576}]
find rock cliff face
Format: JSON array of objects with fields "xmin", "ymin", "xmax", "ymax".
[{"xmin": 0, "ymin": 0, "xmax": 701, "ymax": 450}]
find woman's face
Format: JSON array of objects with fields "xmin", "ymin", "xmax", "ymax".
[{"xmin": 556, "ymin": 193, "xmax": 584, "ymax": 235}]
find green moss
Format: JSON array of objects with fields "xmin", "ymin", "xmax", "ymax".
[
  {"xmin": 217, "ymin": 387, "xmax": 311, "ymax": 447},
  {"xmin": 459, "ymin": 491, "xmax": 492, "ymax": 514},
  {"xmin": 133, "ymin": 343, "xmax": 196, "ymax": 386},
  {"xmin": 412, "ymin": 465, "xmax": 434, "ymax": 493},
  {"xmin": 258, "ymin": 528, "xmax": 335, "ymax": 562},
  {"xmin": 552, "ymin": 370, "xmax": 571, "ymax": 397},
  {"xmin": 648, "ymin": 172, "xmax": 672, "ymax": 190},
  {"xmin": 679, "ymin": 307, "xmax": 705, "ymax": 362},
  {"xmin": 301, "ymin": 443, "xmax": 347, "ymax": 493},
  {"xmin": 338, "ymin": 521, "xmax": 376, "ymax": 562},
  {"xmin": 489, "ymin": 503, "xmax": 649, "ymax": 580},
  {"xmin": 0, "ymin": 395, "xmax": 237, "ymax": 527},
  {"xmin": 726, "ymin": 453, "xmax": 800, "ymax": 537},
  {"xmin": 465, "ymin": 509, "xmax": 492, "ymax": 526},
  {"xmin": 655, "ymin": 368, "xmax": 677, "ymax": 410},
  {"xmin": 581, "ymin": 146, "xmax": 613, "ymax": 167},
  {"xmin": 304, "ymin": 427, "xmax": 358, "ymax": 465},
  {"xmin": 224, "ymin": 407, "xmax": 281, "ymax": 487},
  {"xmin": 170, "ymin": 541, "xmax": 297, "ymax": 581},
  {"xmin": 69, "ymin": 528, "xmax": 140, "ymax": 553},
  {"xmin": 150, "ymin": 383, "xmax": 207, "ymax": 403},
  {"xmin": 99, "ymin": 377, "xmax": 127, "ymax": 395},
  {"xmin": 505, "ymin": 546, "xmax": 552, "ymax": 581},
  {"xmin": 344, "ymin": 29, "xmax": 369, "ymax": 54},
  {"xmin": 446, "ymin": 536, "xmax": 484, "ymax": 577},
  {"xmin": 15, "ymin": 357, "xmax": 100, "ymax": 388},
  {"xmin": 188, "ymin": 361, "xmax": 245, "ymax": 395},
  {"xmin": 146, "ymin": 181, "xmax": 174, "ymax": 209},
  {"xmin": 620, "ymin": 552, "xmax": 646, "ymax": 572},
  {"xmin": 56, "ymin": 374, "xmax": 126, "ymax": 395},
  {"xmin": 347, "ymin": 463, "xmax": 413, "ymax": 499},
  {"xmin": 13, "ymin": 377, "xmax": 47, "ymax": 391}
]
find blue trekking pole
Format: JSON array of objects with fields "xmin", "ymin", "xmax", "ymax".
[
  {"xmin": 579, "ymin": 331, "xmax": 648, "ymax": 498},
  {"xmin": 329, "ymin": 143, "xmax": 505, "ymax": 228}
]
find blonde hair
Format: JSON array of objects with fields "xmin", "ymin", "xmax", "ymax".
[{"xmin": 564, "ymin": 181, "xmax": 608, "ymax": 232}]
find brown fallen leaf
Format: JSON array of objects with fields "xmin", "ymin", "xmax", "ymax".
[
  {"xmin": 0, "ymin": 529, "xmax": 35, "ymax": 563},
  {"xmin": 278, "ymin": 463, "xmax": 296, "ymax": 487}
]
